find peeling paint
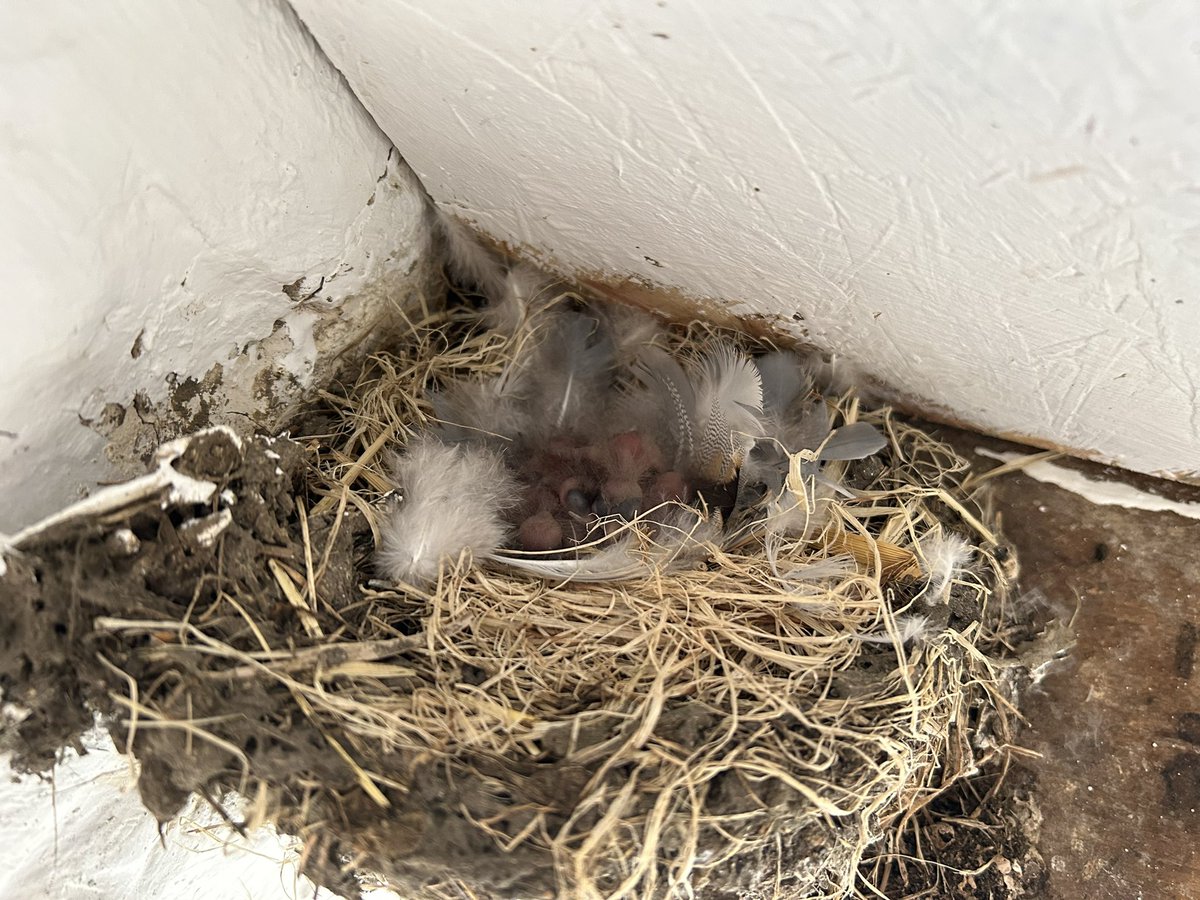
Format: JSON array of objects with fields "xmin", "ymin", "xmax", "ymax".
[
  {"xmin": 178, "ymin": 507, "xmax": 234, "ymax": 549},
  {"xmin": 0, "ymin": 0, "xmax": 435, "ymax": 530},
  {"xmin": 976, "ymin": 448, "xmax": 1200, "ymax": 522},
  {"xmin": 0, "ymin": 427, "xmax": 240, "ymax": 569}
]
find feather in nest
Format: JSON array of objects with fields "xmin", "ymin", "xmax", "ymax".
[
  {"xmin": 632, "ymin": 341, "xmax": 764, "ymax": 484},
  {"xmin": 755, "ymin": 351, "xmax": 829, "ymax": 452},
  {"xmin": 377, "ymin": 437, "xmax": 521, "ymax": 584},
  {"xmin": 738, "ymin": 421, "xmax": 887, "ymax": 544},
  {"xmin": 428, "ymin": 375, "xmax": 530, "ymax": 448},
  {"xmin": 517, "ymin": 309, "xmax": 617, "ymax": 441},
  {"xmin": 382, "ymin": 215, "xmax": 892, "ymax": 585},
  {"xmin": 482, "ymin": 263, "xmax": 563, "ymax": 336},
  {"xmin": 918, "ymin": 530, "xmax": 974, "ymax": 601},
  {"xmin": 599, "ymin": 302, "xmax": 665, "ymax": 367},
  {"xmin": 852, "ymin": 614, "xmax": 935, "ymax": 645},
  {"xmin": 731, "ymin": 352, "xmax": 887, "ymax": 541},
  {"xmin": 491, "ymin": 505, "xmax": 721, "ymax": 583},
  {"xmin": 432, "ymin": 206, "xmax": 508, "ymax": 303}
]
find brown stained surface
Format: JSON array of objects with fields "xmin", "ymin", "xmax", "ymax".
[{"xmin": 938, "ymin": 427, "xmax": 1200, "ymax": 900}]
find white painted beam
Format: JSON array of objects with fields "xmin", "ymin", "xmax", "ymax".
[{"xmin": 290, "ymin": 0, "xmax": 1200, "ymax": 481}]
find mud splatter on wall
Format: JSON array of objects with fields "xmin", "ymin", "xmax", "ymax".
[{"xmin": 0, "ymin": 0, "xmax": 434, "ymax": 530}]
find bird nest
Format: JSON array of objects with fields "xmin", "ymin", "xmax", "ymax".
[{"xmin": 1, "ymin": 280, "xmax": 1026, "ymax": 898}]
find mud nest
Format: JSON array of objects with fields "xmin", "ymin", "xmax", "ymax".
[{"xmin": 1, "ymin": 291, "xmax": 1032, "ymax": 898}]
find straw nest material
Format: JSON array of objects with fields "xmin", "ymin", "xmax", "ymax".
[{"xmin": 0, "ymin": 287, "xmax": 1027, "ymax": 899}]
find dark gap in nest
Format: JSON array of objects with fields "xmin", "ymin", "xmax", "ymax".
[{"xmin": 0, "ymin": 264, "xmax": 1059, "ymax": 898}]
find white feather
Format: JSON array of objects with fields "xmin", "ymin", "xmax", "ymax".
[
  {"xmin": 778, "ymin": 554, "xmax": 856, "ymax": 583},
  {"xmin": 377, "ymin": 437, "xmax": 520, "ymax": 584},
  {"xmin": 693, "ymin": 343, "xmax": 764, "ymax": 480},
  {"xmin": 635, "ymin": 341, "xmax": 764, "ymax": 482},
  {"xmin": 757, "ymin": 476, "xmax": 833, "ymax": 543},
  {"xmin": 920, "ymin": 531, "xmax": 973, "ymax": 599},
  {"xmin": 492, "ymin": 507, "xmax": 720, "ymax": 583},
  {"xmin": 494, "ymin": 540, "xmax": 652, "ymax": 583},
  {"xmin": 853, "ymin": 614, "xmax": 935, "ymax": 645},
  {"xmin": 805, "ymin": 353, "xmax": 880, "ymax": 403}
]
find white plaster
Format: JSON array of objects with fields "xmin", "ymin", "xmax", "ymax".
[
  {"xmin": 977, "ymin": 448, "xmax": 1200, "ymax": 522},
  {"xmin": 0, "ymin": 724, "xmax": 403, "ymax": 900},
  {"xmin": 179, "ymin": 507, "xmax": 235, "ymax": 548},
  {"xmin": 110, "ymin": 528, "xmax": 141, "ymax": 556},
  {"xmin": 0, "ymin": 0, "xmax": 429, "ymax": 531},
  {"xmin": 289, "ymin": 0, "xmax": 1200, "ymax": 481}
]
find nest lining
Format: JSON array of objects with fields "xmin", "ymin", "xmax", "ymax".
[{"xmin": 0, "ymin": 290, "xmax": 1025, "ymax": 899}]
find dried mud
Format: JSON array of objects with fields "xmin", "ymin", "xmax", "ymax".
[{"xmin": 0, "ymin": 413, "xmax": 1049, "ymax": 898}]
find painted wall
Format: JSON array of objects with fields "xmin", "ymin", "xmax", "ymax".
[
  {"xmin": 0, "ymin": 0, "xmax": 431, "ymax": 531},
  {"xmin": 290, "ymin": 0, "xmax": 1200, "ymax": 481},
  {"xmin": 2, "ymin": 727, "xmax": 337, "ymax": 900}
]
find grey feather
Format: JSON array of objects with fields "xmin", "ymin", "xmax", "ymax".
[
  {"xmin": 433, "ymin": 207, "xmax": 507, "ymax": 302},
  {"xmin": 693, "ymin": 343, "xmax": 764, "ymax": 481},
  {"xmin": 522, "ymin": 310, "xmax": 615, "ymax": 439},
  {"xmin": 730, "ymin": 367, "xmax": 885, "ymax": 539},
  {"xmin": 429, "ymin": 376, "xmax": 530, "ymax": 447},
  {"xmin": 818, "ymin": 422, "xmax": 888, "ymax": 461},
  {"xmin": 756, "ymin": 351, "xmax": 812, "ymax": 420},
  {"xmin": 634, "ymin": 341, "xmax": 763, "ymax": 483},
  {"xmin": 633, "ymin": 346, "xmax": 697, "ymax": 469},
  {"xmin": 754, "ymin": 351, "xmax": 828, "ymax": 452}
]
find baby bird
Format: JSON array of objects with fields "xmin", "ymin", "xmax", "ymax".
[{"xmin": 376, "ymin": 231, "xmax": 888, "ymax": 584}]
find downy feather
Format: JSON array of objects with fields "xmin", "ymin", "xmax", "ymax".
[
  {"xmin": 429, "ymin": 376, "xmax": 530, "ymax": 447},
  {"xmin": 522, "ymin": 310, "xmax": 615, "ymax": 439},
  {"xmin": 805, "ymin": 352, "xmax": 880, "ymax": 403},
  {"xmin": 483, "ymin": 263, "xmax": 561, "ymax": 336},
  {"xmin": 853, "ymin": 614, "xmax": 935, "ymax": 645},
  {"xmin": 759, "ymin": 475, "xmax": 832, "ymax": 541},
  {"xmin": 777, "ymin": 554, "xmax": 856, "ymax": 583},
  {"xmin": 600, "ymin": 303, "xmax": 665, "ymax": 366},
  {"xmin": 434, "ymin": 207, "xmax": 507, "ymax": 302},
  {"xmin": 920, "ymin": 531, "xmax": 973, "ymax": 599},
  {"xmin": 377, "ymin": 437, "xmax": 520, "ymax": 584}
]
